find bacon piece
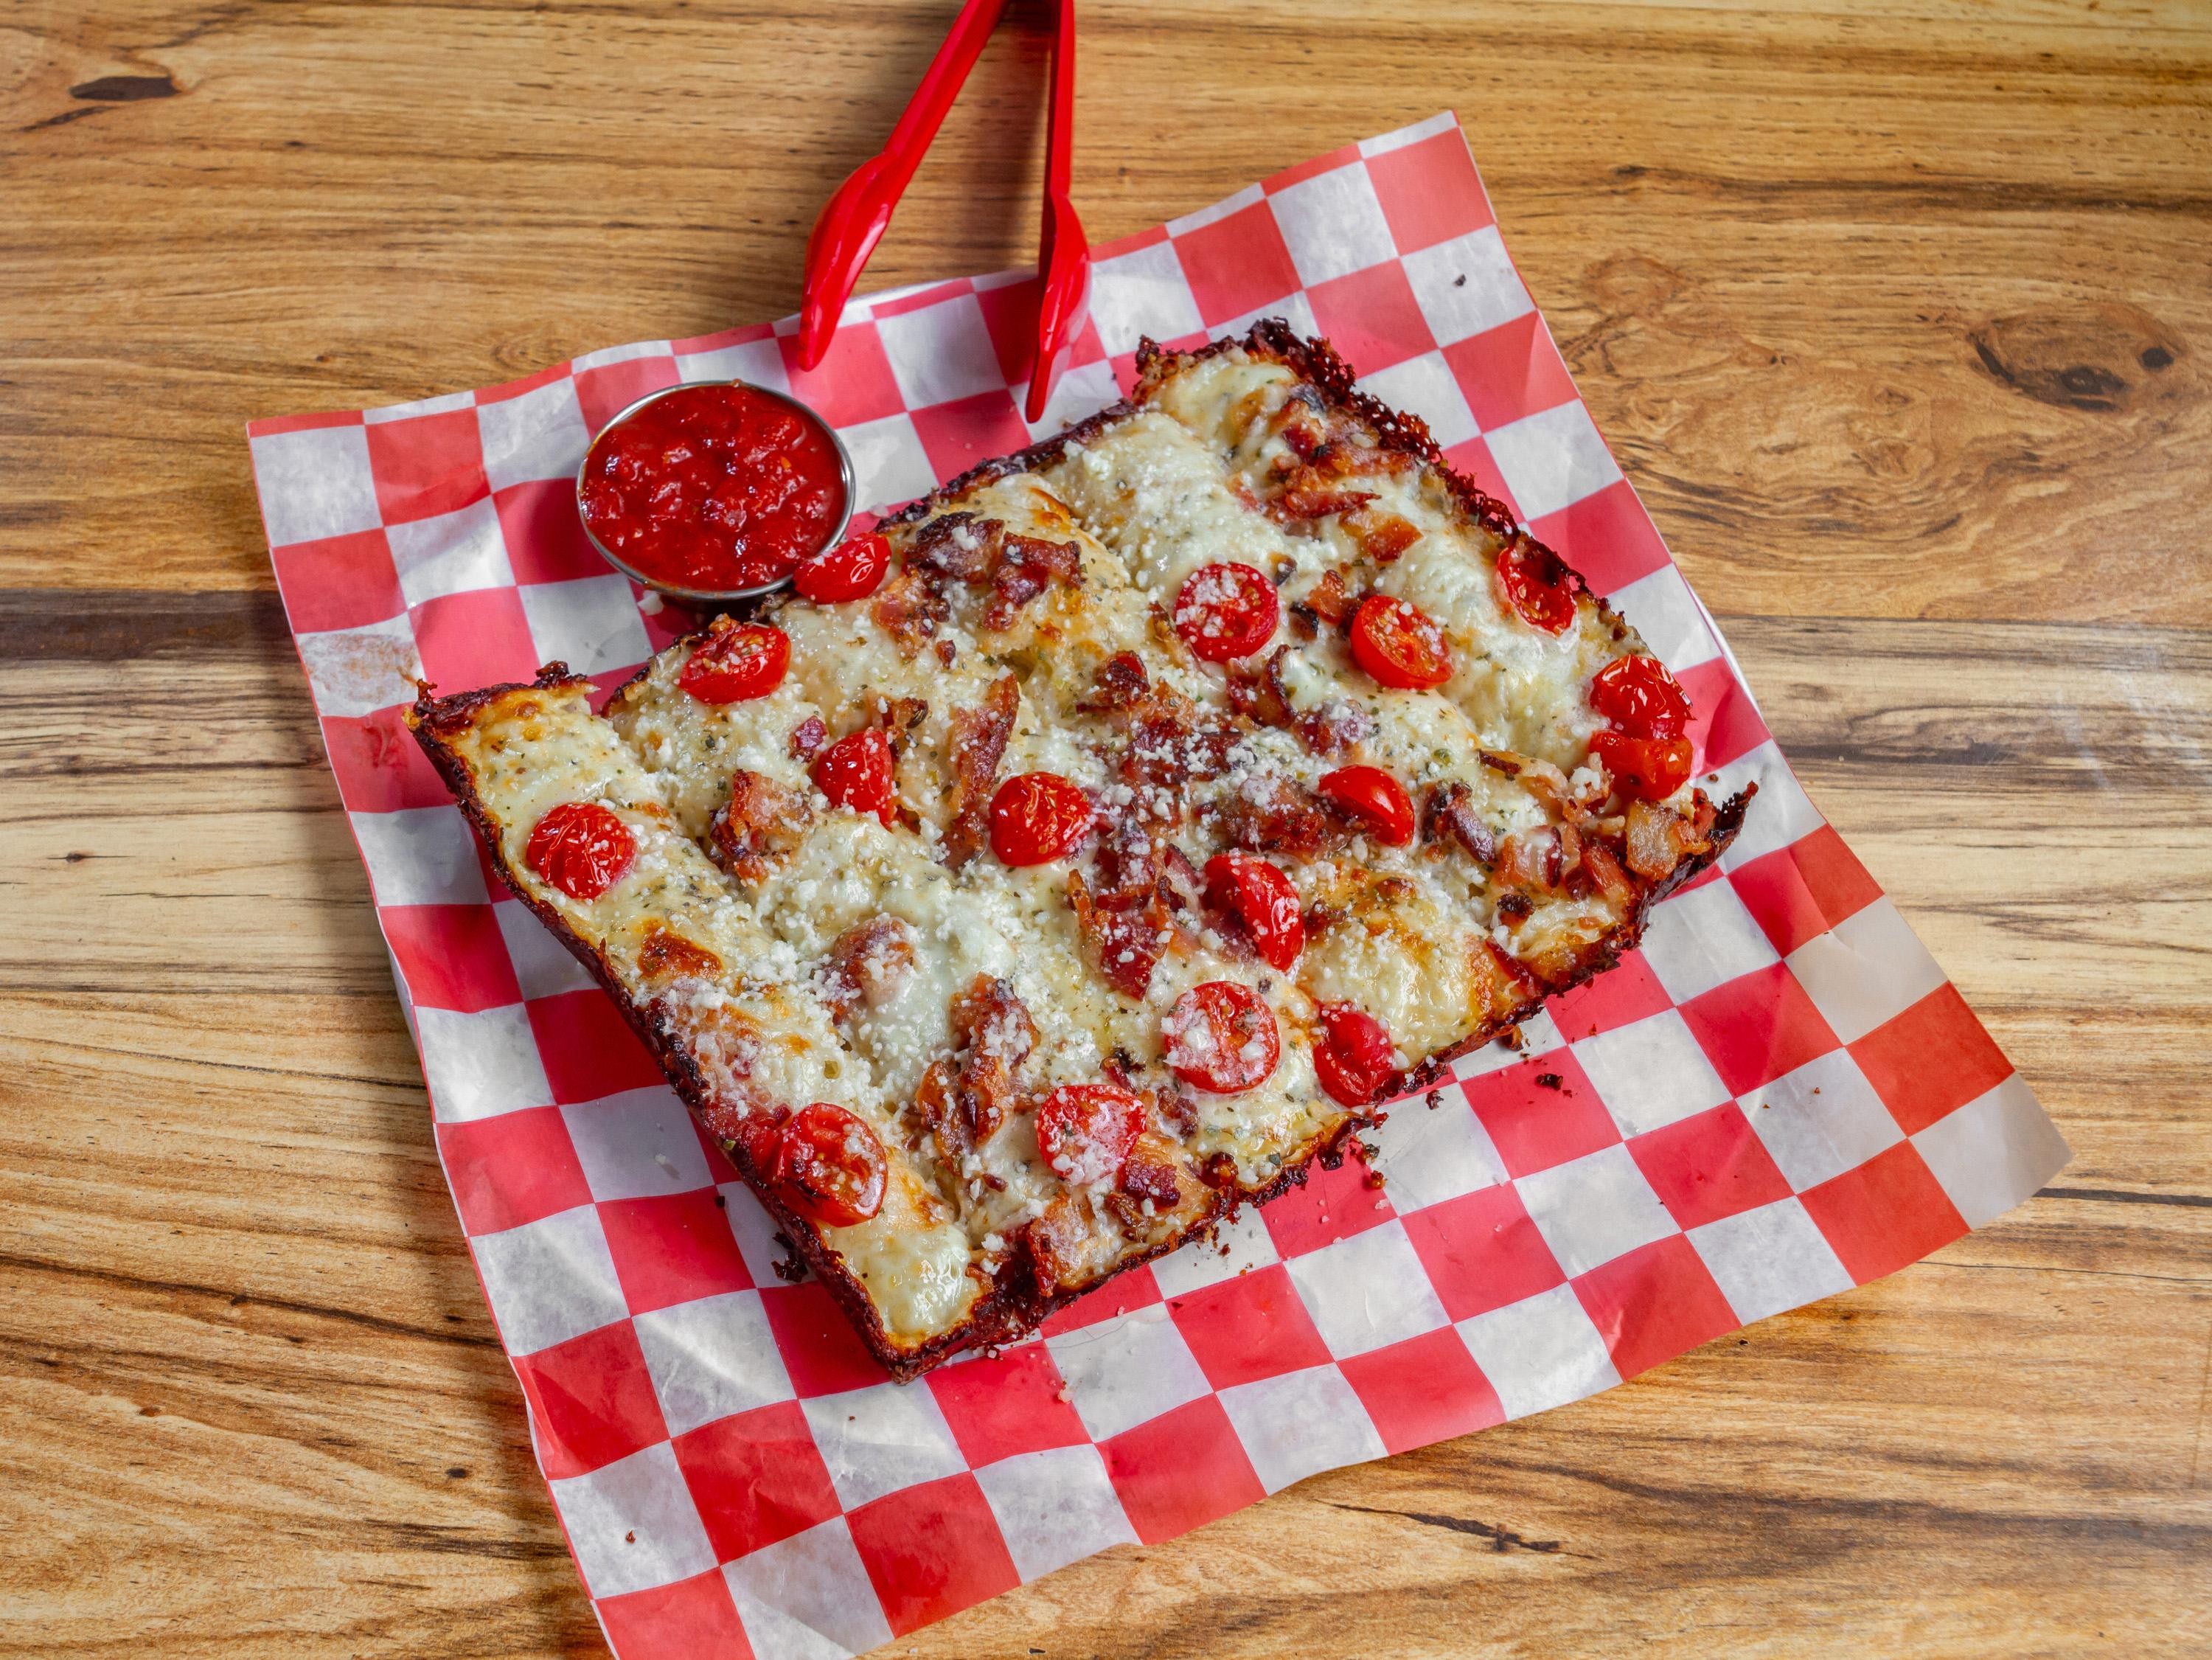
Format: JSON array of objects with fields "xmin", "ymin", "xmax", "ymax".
[
  {"xmin": 818, "ymin": 916, "xmax": 917, "ymax": 1023},
  {"xmin": 1345, "ymin": 508, "xmax": 1421, "ymax": 563},
  {"xmin": 1622, "ymin": 796, "xmax": 1721, "ymax": 881},
  {"xmin": 1270, "ymin": 398, "xmax": 1419, "ymax": 487},
  {"xmin": 1078, "ymin": 651, "xmax": 1149, "ymax": 713},
  {"xmin": 1478, "ymin": 937, "xmax": 1545, "ymax": 1006},
  {"xmin": 1305, "ymin": 568, "xmax": 1357, "ymax": 627},
  {"xmin": 1517, "ymin": 756, "xmax": 1599, "ymax": 827},
  {"xmin": 788, "ymin": 715, "xmax": 828, "ymax": 763},
  {"xmin": 871, "ymin": 562, "xmax": 950, "ymax": 654},
  {"xmin": 709, "ymin": 768, "xmax": 811, "ymax": 881},
  {"xmin": 694, "ymin": 1086, "xmax": 779, "ymax": 1155},
  {"xmin": 1579, "ymin": 840, "xmax": 1638, "ymax": 909},
  {"xmin": 1495, "ymin": 823, "xmax": 1583, "ymax": 895},
  {"xmin": 908, "ymin": 512, "xmax": 1080, "ymax": 631},
  {"xmin": 911, "ymin": 511, "xmax": 999, "ymax": 581},
  {"xmin": 1074, "ymin": 813, "xmax": 1203, "ymax": 999},
  {"xmin": 669, "ymin": 1002, "xmax": 771, "ymax": 1133},
  {"xmin": 1121, "ymin": 709, "xmax": 1225, "ymax": 795},
  {"xmin": 949, "ymin": 977, "xmax": 1032, "ymax": 1147},
  {"xmin": 872, "ymin": 694, "xmax": 930, "ymax": 756},
  {"xmin": 986, "ymin": 533, "xmax": 1082, "ymax": 630},
  {"xmin": 1688, "ymin": 793, "xmax": 1718, "ymax": 843},
  {"xmin": 1067, "ymin": 869, "xmax": 1176, "ymax": 1000},
  {"xmin": 1091, "ymin": 817, "xmax": 1166, "ymax": 907},
  {"xmin": 1225, "ymin": 651, "xmax": 1294, "ymax": 729},
  {"xmin": 1267, "ymin": 441, "xmax": 1420, "ymax": 522},
  {"xmin": 941, "ymin": 674, "xmax": 1019, "ymax": 869},
  {"xmin": 1110, "ymin": 682, "xmax": 1237, "ymax": 801},
  {"xmin": 1423, "ymin": 782, "xmax": 1498, "ymax": 864},
  {"xmin": 1324, "ymin": 445, "xmax": 1415, "ymax": 479},
  {"xmin": 1088, "ymin": 819, "xmax": 1203, "ymax": 917},
  {"xmin": 1279, "ymin": 410, "xmax": 1326, "ymax": 461},
  {"xmin": 1623, "ymin": 799, "xmax": 1682, "ymax": 881},
  {"xmin": 1297, "ymin": 698, "xmax": 1374, "ymax": 758},
  {"xmin": 1110, "ymin": 1133, "xmax": 1188, "ymax": 1217},
  {"xmin": 1156, "ymin": 842, "xmax": 1204, "ymax": 918},
  {"xmin": 953, "ymin": 974, "xmax": 1037, "ymax": 1067},
  {"xmin": 1016, "ymin": 1200, "xmax": 1092, "ymax": 1294},
  {"xmin": 638, "ymin": 923, "xmax": 723, "ymax": 983},
  {"xmin": 1155, "ymin": 1080, "xmax": 1200, "ymax": 1140},
  {"xmin": 912, "ymin": 1060, "xmax": 962, "ymax": 1154},
  {"xmin": 1270, "ymin": 482, "xmax": 1377, "ymax": 522},
  {"xmin": 1228, "ymin": 646, "xmax": 1372, "ymax": 760},
  {"xmin": 920, "ymin": 975, "xmax": 1037, "ymax": 1151},
  {"xmin": 1209, "ymin": 777, "xmax": 1333, "ymax": 858}
]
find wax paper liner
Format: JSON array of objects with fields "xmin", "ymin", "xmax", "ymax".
[{"xmin": 246, "ymin": 114, "xmax": 2069, "ymax": 1659}]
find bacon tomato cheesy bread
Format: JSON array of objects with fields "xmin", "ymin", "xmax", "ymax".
[{"xmin": 408, "ymin": 323, "xmax": 1751, "ymax": 1380}]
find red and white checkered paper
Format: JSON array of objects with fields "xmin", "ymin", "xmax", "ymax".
[{"xmin": 248, "ymin": 114, "xmax": 2068, "ymax": 1659}]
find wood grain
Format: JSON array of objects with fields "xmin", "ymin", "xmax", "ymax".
[{"xmin": 2, "ymin": 1, "xmax": 2208, "ymax": 1656}]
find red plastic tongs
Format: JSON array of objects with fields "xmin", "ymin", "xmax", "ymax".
[{"xmin": 796, "ymin": 0, "xmax": 1091, "ymax": 424}]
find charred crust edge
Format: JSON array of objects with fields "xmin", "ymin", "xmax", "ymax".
[{"xmin": 407, "ymin": 661, "xmax": 587, "ymax": 739}]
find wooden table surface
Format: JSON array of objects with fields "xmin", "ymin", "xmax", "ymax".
[{"xmin": 4, "ymin": 1, "xmax": 2208, "ymax": 1654}]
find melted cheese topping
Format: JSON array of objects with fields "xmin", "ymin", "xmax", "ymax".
[{"xmin": 420, "ymin": 339, "xmax": 1722, "ymax": 1358}]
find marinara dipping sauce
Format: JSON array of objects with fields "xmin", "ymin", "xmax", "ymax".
[{"xmin": 577, "ymin": 382, "xmax": 851, "ymax": 597}]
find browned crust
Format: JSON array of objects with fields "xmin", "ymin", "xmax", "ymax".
[
  {"xmin": 1389, "ymin": 782, "xmax": 1754, "ymax": 1101},
  {"xmin": 872, "ymin": 394, "xmax": 1142, "ymax": 534},
  {"xmin": 403, "ymin": 324, "xmax": 1754, "ymax": 1380},
  {"xmin": 1136, "ymin": 319, "xmax": 1523, "ymax": 544},
  {"xmin": 874, "ymin": 320, "xmax": 1516, "ymax": 542}
]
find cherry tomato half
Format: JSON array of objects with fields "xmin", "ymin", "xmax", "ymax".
[
  {"xmin": 1035, "ymin": 1083, "xmax": 1147, "ymax": 1187},
  {"xmin": 678, "ymin": 622, "xmax": 790, "ymax": 704},
  {"xmin": 988, "ymin": 772, "xmax": 1092, "ymax": 866},
  {"xmin": 1316, "ymin": 765, "xmax": 1416, "ymax": 847},
  {"xmin": 526, "ymin": 802, "xmax": 636, "ymax": 900},
  {"xmin": 793, "ymin": 531, "xmax": 891, "ymax": 603},
  {"xmin": 1203, "ymin": 852, "xmax": 1305, "ymax": 971},
  {"xmin": 1588, "ymin": 655, "xmax": 1690, "ymax": 740},
  {"xmin": 1164, "ymin": 981, "xmax": 1281, "ymax": 1094},
  {"xmin": 758, "ymin": 1102, "xmax": 888, "ymax": 1227},
  {"xmin": 1312, "ymin": 1003, "xmax": 1396, "ymax": 1107},
  {"xmin": 1494, "ymin": 539, "xmax": 1581, "ymax": 636},
  {"xmin": 812, "ymin": 727, "xmax": 900, "ymax": 826},
  {"xmin": 1589, "ymin": 731, "xmax": 1694, "ymax": 802},
  {"xmin": 1172, "ymin": 562, "xmax": 1280, "ymax": 663},
  {"xmin": 1349, "ymin": 594, "xmax": 1452, "ymax": 690}
]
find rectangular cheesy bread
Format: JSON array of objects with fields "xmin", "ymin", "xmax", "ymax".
[{"xmin": 408, "ymin": 324, "xmax": 1750, "ymax": 1380}]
